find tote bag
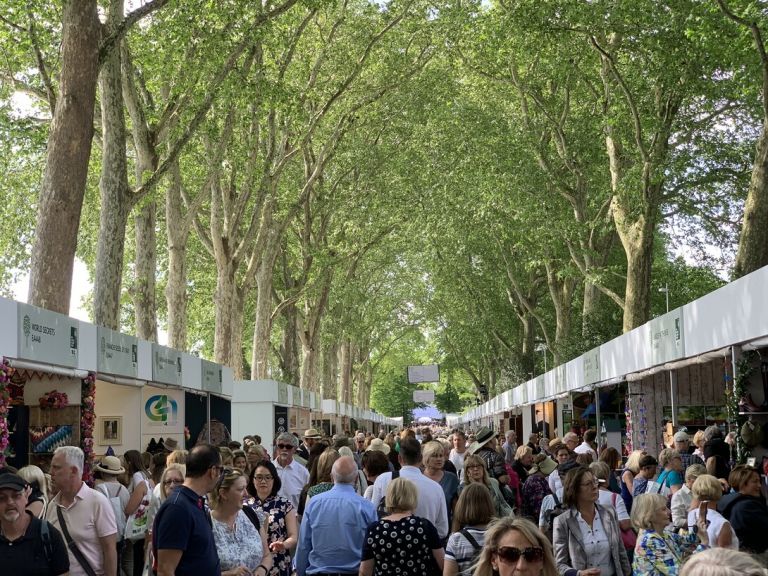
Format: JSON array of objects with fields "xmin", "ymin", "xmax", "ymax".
[{"xmin": 124, "ymin": 479, "xmax": 152, "ymax": 541}]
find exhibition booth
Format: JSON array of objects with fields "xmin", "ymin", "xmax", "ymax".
[{"xmin": 449, "ymin": 264, "xmax": 768, "ymax": 465}]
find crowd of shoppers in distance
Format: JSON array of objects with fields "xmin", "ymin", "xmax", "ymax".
[{"xmin": 3, "ymin": 422, "xmax": 768, "ymax": 576}]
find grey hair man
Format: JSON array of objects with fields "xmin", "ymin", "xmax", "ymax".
[
  {"xmin": 46, "ymin": 446, "xmax": 118, "ymax": 576},
  {"xmin": 274, "ymin": 432, "xmax": 309, "ymax": 510},
  {"xmin": 295, "ymin": 457, "xmax": 376, "ymax": 576},
  {"xmin": 502, "ymin": 430, "xmax": 518, "ymax": 466}
]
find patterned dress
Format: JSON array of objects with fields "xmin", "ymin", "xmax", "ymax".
[
  {"xmin": 521, "ymin": 473, "xmax": 551, "ymax": 521},
  {"xmin": 247, "ymin": 495, "xmax": 295, "ymax": 576},
  {"xmin": 632, "ymin": 528, "xmax": 706, "ymax": 576},
  {"xmin": 212, "ymin": 510, "xmax": 264, "ymax": 572},
  {"xmin": 362, "ymin": 515, "xmax": 442, "ymax": 576}
]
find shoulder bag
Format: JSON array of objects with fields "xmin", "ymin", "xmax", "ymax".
[
  {"xmin": 124, "ymin": 478, "xmax": 152, "ymax": 541},
  {"xmin": 56, "ymin": 505, "xmax": 98, "ymax": 576}
]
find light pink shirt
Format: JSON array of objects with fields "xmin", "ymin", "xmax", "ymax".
[{"xmin": 46, "ymin": 481, "xmax": 117, "ymax": 576}]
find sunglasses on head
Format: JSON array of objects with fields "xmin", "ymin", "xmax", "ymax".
[{"xmin": 495, "ymin": 546, "xmax": 544, "ymax": 564}]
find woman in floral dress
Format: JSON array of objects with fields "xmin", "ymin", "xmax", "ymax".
[{"xmin": 246, "ymin": 460, "xmax": 298, "ymax": 576}]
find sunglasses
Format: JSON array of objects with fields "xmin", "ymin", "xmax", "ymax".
[
  {"xmin": 496, "ymin": 546, "xmax": 544, "ymax": 564},
  {"xmin": 277, "ymin": 444, "xmax": 295, "ymax": 450},
  {"xmin": 163, "ymin": 478, "xmax": 184, "ymax": 486},
  {"xmin": 214, "ymin": 466, "xmax": 233, "ymax": 490}
]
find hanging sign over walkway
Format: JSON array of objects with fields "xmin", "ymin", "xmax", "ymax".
[
  {"xmin": 97, "ymin": 326, "xmax": 138, "ymax": 377},
  {"xmin": 18, "ymin": 303, "xmax": 79, "ymax": 368}
]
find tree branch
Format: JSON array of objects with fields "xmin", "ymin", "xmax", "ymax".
[{"xmin": 99, "ymin": 0, "xmax": 171, "ymax": 65}]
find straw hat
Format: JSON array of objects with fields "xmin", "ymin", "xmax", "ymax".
[
  {"xmin": 531, "ymin": 456, "xmax": 558, "ymax": 476},
  {"xmin": 164, "ymin": 438, "xmax": 179, "ymax": 451},
  {"xmin": 365, "ymin": 438, "xmax": 391, "ymax": 455},
  {"xmin": 467, "ymin": 427, "xmax": 495, "ymax": 454},
  {"xmin": 94, "ymin": 455, "xmax": 125, "ymax": 475},
  {"xmin": 303, "ymin": 428, "xmax": 322, "ymax": 439}
]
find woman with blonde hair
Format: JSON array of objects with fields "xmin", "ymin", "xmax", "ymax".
[
  {"xmin": 512, "ymin": 445, "xmax": 533, "ymax": 484},
  {"xmin": 471, "ymin": 516, "xmax": 557, "ymax": 576},
  {"xmin": 680, "ymin": 548, "xmax": 767, "ymax": 576},
  {"xmin": 360, "ymin": 478, "xmax": 443, "ymax": 575},
  {"xmin": 621, "ymin": 449, "xmax": 646, "ymax": 513},
  {"xmin": 143, "ymin": 464, "xmax": 185, "ymax": 576},
  {"xmin": 18, "ymin": 464, "xmax": 49, "ymax": 517},
  {"xmin": 211, "ymin": 467, "xmax": 273, "ymax": 576},
  {"xmin": 631, "ymin": 493, "xmax": 709, "ymax": 575},
  {"xmin": 688, "ymin": 474, "xmax": 737, "ymax": 549},
  {"xmin": 460, "ymin": 454, "xmax": 513, "ymax": 519},
  {"xmin": 444, "ymin": 483, "xmax": 495, "ymax": 576},
  {"xmin": 423, "ymin": 440, "xmax": 460, "ymax": 521},
  {"xmin": 657, "ymin": 448, "xmax": 684, "ymax": 495}
]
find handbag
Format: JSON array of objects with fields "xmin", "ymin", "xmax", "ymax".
[
  {"xmin": 612, "ymin": 493, "xmax": 637, "ymax": 550},
  {"xmin": 125, "ymin": 478, "xmax": 152, "ymax": 541}
]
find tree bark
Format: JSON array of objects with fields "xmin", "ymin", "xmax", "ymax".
[
  {"xmin": 28, "ymin": 0, "xmax": 100, "ymax": 313},
  {"xmin": 734, "ymin": 124, "xmax": 768, "ymax": 277},
  {"xmin": 214, "ymin": 260, "xmax": 237, "ymax": 368},
  {"xmin": 251, "ymin": 248, "xmax": 279, "ymax": 379},
  {"xmin": 165, "ymin": 159, "xmax": 188, "ymax": 349},
  {"xmin": 93, "ymin": 0, "xmax": 130, "ymax": 330},
  {"xmin": 279, "ymin": 303, "xmax": 300, "ymax": 385},
  {"xmin": 321, "ymin": 340, "xmax": 339, "ymax": 400},
  {"xmin": 339, "ymin": 340, "xmax": 353, "ymax": 404},
  {"xmin": 134, "ymin": 200, "xmax": 158, "ymax": 341}
]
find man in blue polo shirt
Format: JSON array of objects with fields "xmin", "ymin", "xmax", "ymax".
[{"xmin": 154, "ymin": 444, "xmax": 223, "ymax": 576}]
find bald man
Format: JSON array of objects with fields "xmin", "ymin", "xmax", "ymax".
[{"xmin": 295, "ymin": 456, "xmax": 376, "ymax": 576}]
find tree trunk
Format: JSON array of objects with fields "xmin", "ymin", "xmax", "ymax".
[
  {"xmin": 280, "ymin": 303, "xmax": 300, "ymax": 385},
  {"xmin": 165, "ymin": 159, "xmax": 188, "ymax": 349},
  {"xmin": 339, "ymin": 340, "xmax": 353, "ymax": 404},
  {"xmin": 28, "ymin": 1, "xmax": 100, "ymax": 313},
  {"xmin": 321, "ymin": 340, "xmax": 339, "ymax": 400},
  {"xmin": 521, "ymin": 312, "xmax": 535, "ymax": 378},
  {"xmin": 251, "ymin": 254, "xmax": 277, "ymax": 379},
  {"xmin": 734, "ymin": 123, "xmax": 768, "ymax": 278},
  {"xmin": 134, "ymin": 199, "xmax": 158, "ymax": 341},
  {"xmin": 93, "ymin": 0, "xmax": 129, "ymax": 330},
  {"xmin": 229, "ymin": 287, "xmax": 245, "ymax": 378},
  {"xmin": 214, "ymin": 261, "xmax": 237, "ymax": 367}
]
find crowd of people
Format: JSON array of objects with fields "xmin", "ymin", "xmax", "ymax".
[{"xmin": 1, "ymin": 423, "xmax": 768, "ymax": 576}]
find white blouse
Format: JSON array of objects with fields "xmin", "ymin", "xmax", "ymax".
[
  {"xmin": 576, "ymin": 509, "xmax": 615, "ymax": 576},
  {"xmin": 212, "ymin": 509, "xmax": 264, "ymax": 571}
]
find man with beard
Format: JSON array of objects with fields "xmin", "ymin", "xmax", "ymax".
[
  {"xmin": 0, "ymin": 472, "xmax": 69, "ymax": 575},
  {"xmin": 274, "ymin": 432, "xmax": 310, "ymax": 510}
]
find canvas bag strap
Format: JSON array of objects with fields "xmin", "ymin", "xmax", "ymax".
[{"xmin": 56, "ymin": 505, "xmax": 98, "ymax": 576}]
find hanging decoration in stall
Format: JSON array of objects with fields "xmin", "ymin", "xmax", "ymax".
[
  {"xmin": 625, "ymin": 394, "xmax": 634, "ymax": 455},
  {"xmin": 80, "ymin": 373, "xmax": 96, "ymax": 484},
  {"xmin": 0, "ymin": 359, "xmax": 15, "ymax": 466},
  {"xmin": 728, "ymin": 352, "xmax": 756, "ymax": 464},
  {"xmin": 637, "ymin": 394, "xmax": 648, "ymax": 451},
  {"xmin": 38, "ymin": 389, "xmax": 70, "ymax": 409}
]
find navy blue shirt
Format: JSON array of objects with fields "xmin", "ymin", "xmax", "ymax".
[
  {"xmin": 0, "ymin": 512, "xmax": 69, "ymax": 576},
  {"xmin": 153, "ymin": 486, "xmax": 220, "ymax": 576}
]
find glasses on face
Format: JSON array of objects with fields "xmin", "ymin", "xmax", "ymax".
[
  {"xmin": 254, "ymin": 474, "xmax": 273, "ymax": 483},
  {"xmin": 277, "ymin": 444, "xmax": 294, "ymax": 450},
  {"xmin": 163, "ymin": 478, "xmax": 184, "ymax": 486},
  {"xmin": 495, "ymin": 546, "xmax": 544, "ymax": 564}
]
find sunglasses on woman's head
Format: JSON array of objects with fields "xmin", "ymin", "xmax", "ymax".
[{"xmin": 495, "ymin": 546, "xmax": 544, "ymax": 564}]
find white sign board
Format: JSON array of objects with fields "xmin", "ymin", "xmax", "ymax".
[
  {"xmin": 413, "ymin": 390, "xmax": 435, "ymax": 403},
  {"xmin": 407, "ymin": 364, "xmax": 440, "ymax": 383}
]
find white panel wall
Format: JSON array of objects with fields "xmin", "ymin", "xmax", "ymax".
[
  {"xmin": 95, "ymin": 380, "xmax": 143, "ymax": 453},
  {"xmin": 0, "ymin": 297, "xmax": 18, "ymax": 358},
  {"xmin": 684, "ymin": 265, "xmax": 768, "ymax": 356},
  {"xmin": 600, "ymin": 324, "xmax": 651, "ymax": 382},
  {"xmin": 231, "ymin": 402, "xmax": 274, "ymax": 451},
  {"xmin": 137, "ymin": 340, "xmax": 152, "ymax": 381},
  {"xmin": 233, "ymin": 380, "xmax": 279, "ymax": 403},
  {"xmin": 77, "ymin": 321, "xmax": 97, "ymax": 372},
  {"xmin": 181, "ymin": 353, "xmax": 201, "ymax": 391}
]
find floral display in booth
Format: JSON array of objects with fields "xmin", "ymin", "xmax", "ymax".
[
  {"xmin": 624, "ymin": 397, "xmax": 634, "ymax": 455},
  {"xmin": 80, "ymin": 373, "xmax": 96, "ymax": 484},
  {"xmin": 38, "ymin": 389, "xmax": 70, "ymax": 409},
  {"xmin": 184, "ymin": 425, "xmax": 191, "ymax": 445},
  {"xmin": 637, "ymin": 394, "xmax": 648, "ymax": 451},
  {"xmin": 727, "ymin": 352, "xmax": 756, "ymax": 464},
  {"xmin": 0, "ymin": 359, "xmax": 15, "ymax": 467}
]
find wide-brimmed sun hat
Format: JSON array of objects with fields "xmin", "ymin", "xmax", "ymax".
[
  {"xmin": 468, "ymin": 427, "xmax": 495, "ymax": 454},
  {"xmin": 365, "ymin": 438, "xmax": 391, "ymax": 455},
  {"xmin": 94, "ymin": 455, "xmax": 125, "ymax": 475},
  {"xmin": 304, "ymin": 428, "xmax": 322, "ymax": 439}
]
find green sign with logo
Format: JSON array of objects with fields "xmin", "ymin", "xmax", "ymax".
[
  {"xmin": 18, "ymin": 303, "xmax": 79, "ymax": 368},
  {"xmin": 650, "ymin": 309, "xmax": 685, "ymax": 365}
]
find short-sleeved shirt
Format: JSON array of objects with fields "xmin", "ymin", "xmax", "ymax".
[
  {"xmin": 275, "ymin": 459, "xmax": 310, "ymax": 511},
  {"xmin": 0, "ymin": 512, "xmax": 70, "ymax": 576},
  {"xmin": 362, "ymin": 515, "xmax": 441, "ymax": 576},
  {"xmin": 212, "ymin": 509, "xmax": 263, "ymax": 572},
  {"xmin": 45, "ymin": 482, "xmax": 117, "ymax": 576},
  {"xmin": 445, "ymin": 526, "xmax": 486, "ymax": 575},
  {"xmin": 153, "ymin": 486, "xmax": 220, "ymax": 576}
]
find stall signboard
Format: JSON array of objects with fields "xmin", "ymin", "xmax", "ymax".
[
  {"xmin": 275, "ymin": 405, "xmax": 288, "ymax": 435},
  {"xmin": 650, "ymin": 309, "xmax": 685, "ymax": 365},
  {"xmin": 201, "ymin": 360, "xmax": 222, "ymax": 394},
  {"xmin": 301, "ymin": 389, "xmax": 310, "ymax": 408},
  {"xmin": 18, "ymin": 303, "xmax": 79, "ymax": 368},
  {"xmin": 152, "ymin": 344, "xmax": 182, "ymax": 386},
  {"xmin": 554, "ymin": 365, "xmax": 567, "ymax": 394},
  {"xmin": 97, "ymin": 327, "xmax": 138, "ymax": 377},
  {"xmin": 277, "ymin": 382, "xmax": 289, "ymax": 405},
  {"xmin": 535, "ymin": 376, "xmax": 545, "ymax": 400},
  {"xmin": 142, "ymin": 386, "xmax": 184, "ymax": 433},
  {"xmin": 583, "ymin": 347, "xmax": 601, "ymax": 386}
]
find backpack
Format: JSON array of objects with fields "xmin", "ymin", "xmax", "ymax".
[
  {"xmin": 40, "ymin": 518, "xmax": 54, "ymax": 564},
  {"xmin": 376, "ymin": 469, "xmax": 400, "ymax": 519},
  {"xmin": 544, "ymin": 492, "xmax": 567, "ymax": 542},
  {"xmin": 459, "ymin": 527, "xmax": 483, "ymax": 573},
  {"xmin": 96, "ymin": 482, "xmax": 128, "ymax": 540}
]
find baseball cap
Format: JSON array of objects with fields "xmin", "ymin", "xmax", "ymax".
[{"xmin": 0, "ymin": 473, "xmax": 28, "ymax": 492}]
